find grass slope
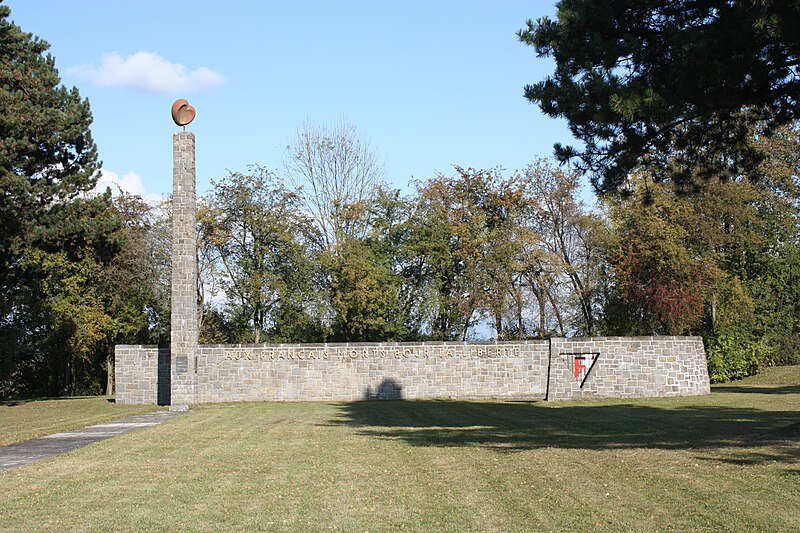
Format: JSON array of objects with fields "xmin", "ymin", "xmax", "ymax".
[
  {"xmin": 0, "ymin": 397, "xmax": 163, "ymax": 446},
  {"xmin": 0, "ymin": 367, "xmax": 797, "ymax": 532}
]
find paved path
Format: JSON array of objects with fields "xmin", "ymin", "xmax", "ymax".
[{"xmin": 0, "ymin": 410, "xmax": 187, "ymax": 472}]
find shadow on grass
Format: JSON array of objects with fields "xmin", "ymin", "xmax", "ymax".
[
  {"xmin": 0, "ymin": 396, "xmax": 98, "ymax": 407},
  {"xmin": 330, "ymin": 396, "xmax": 800, "ymax": 467}
]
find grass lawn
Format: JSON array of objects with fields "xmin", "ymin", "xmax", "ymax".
[
  {"xmin": 0, "ymin": 367, "xmax": 798, "ymax": 532},
  {"xmin": 0, "ymin": 397, "xmax": 164, "ymax": 447}
]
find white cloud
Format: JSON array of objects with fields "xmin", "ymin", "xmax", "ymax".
[
  {"xmin": 69, "ymin": 51, "xmax": 225, "ymax": 93},
  {"xmin": 93, "ymin": 170, "xmax": 164, "ymax": 205}
]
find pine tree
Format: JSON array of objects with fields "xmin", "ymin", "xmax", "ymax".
[
  {"xmin": 520, "ymin": 1, "xmax": 800, "ymax": 193},
  {"xmin": 0, "ymin": 4, "xmax": 120, "ymax": 397}
]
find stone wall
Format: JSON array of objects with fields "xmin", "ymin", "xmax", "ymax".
[
  {"xmin": 195, "ymin": 342, "xmax": 549, "ymax": 403},
  {"xmin": 114, "ymin": 337, "xmax": 710, "ymax": 405},
  {"xmin": 547, "ymin": 336, "xmax": 710, "ymax": 400},
  {"xmin": 115, "ymin": 345, "xmax": 171, "ymax": 405}
]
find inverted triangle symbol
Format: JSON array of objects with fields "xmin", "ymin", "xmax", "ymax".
[{"xmin": 560, "ymin": 352, "xmax": 600, "ymax": 388}]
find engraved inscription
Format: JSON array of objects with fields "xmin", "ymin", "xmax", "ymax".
[{"xmin": 221, "ymin": 345, "xmax": 523, "ymax": 363}]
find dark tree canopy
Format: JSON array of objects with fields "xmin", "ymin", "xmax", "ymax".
[
  {"xmin": 0, "ymin": 3, "xmax": 107, "ymax": 266},
  {"xmin": 519, "ymin": 0, "xmax": 800, "ymax": 194},
  {"xmin": 0, "ymin": 3, "xmax": 122, "ymax": 397}
]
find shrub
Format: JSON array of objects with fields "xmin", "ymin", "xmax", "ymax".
[{"xmin": 706, "ymin": 328, "xmax": 760, "ymax": 383}]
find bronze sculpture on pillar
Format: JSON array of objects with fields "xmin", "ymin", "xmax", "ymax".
[{"xmin": 169, "ymin": 99, "xmax": 197, "ymax": 410}]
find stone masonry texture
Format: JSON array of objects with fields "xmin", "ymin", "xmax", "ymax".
[
  {"xmin": 114, "ymin": 346, "xmax": 170, "ymax": 405},
  {"xmin": 548, "ymin": 336, "xmax": 710, "ymax": 400},
  {"xmin": 114, "ymin": 337, "xmax": 710, "ymax": 405},
  {"xmin": 170, "ymin": 132, "xmax": 198, "ymax": 406}
]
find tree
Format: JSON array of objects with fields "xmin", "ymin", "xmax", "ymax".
[
  {"xmin": 520, "ymin": 1, "xmax": 800, "ymax": 193},
  {"xmin": 284, "ymin": 119, "xmax": 385, "ymax": 251},
  {"xmin": 23, "ymin": 250, "xmax": 111, "ymax": 395},
  {"xmin": 522, "ymin": 159, "xmax": 605, "ymax": 336},
  {"xmin": 472, "ymin": 171, "xmax": 535, "ymax": 340},
  {"xmin": 326, "ymin": 235, "xmax": 398, "ymax": 342},
  {"xmin": 0, "ymin": 4, "xmax": 106, "ymax": 269},
  {"xmin": 100, "ymin": 194, "xmax": 171, "ymax": 393},
  {"xmin": 0, "ymin": 4, "xmax": 121, "ymax": 397},
  {"xmin": 341, "ymin": 188, "xmax": 429, "ymax": 341},
  {"xmin": 102, "ymin": 194, "xmax": 171, "ymax": 343},
  {"xmin": 603, "ymin": 180, "xmax": 712, "ymax": 335},
  {"xmin": 413, "ymin": 170, "xmax": 484, "ymax": 340},
  {"xmin": 282, "ymin": 119, "xmax": 391, "ymax": 340},
  {"xmin": 600, "ymin": 123, "xmax": 800, "ymax": 379},
  {"xmin": 413, "ymin": 168, "xmax": 534, "ymax": 340},
  {"xmin": 737, "ymin": 124, "xmax": 800, "ymax": 367},
  {"xmin": 200, "ymin": 167, "xmax": 322, "ymax": 343}
]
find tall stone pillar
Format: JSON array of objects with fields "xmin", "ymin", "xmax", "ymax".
[{"xmin": 170, "ymin": 131, "xmax": 197, "ymax": 408}]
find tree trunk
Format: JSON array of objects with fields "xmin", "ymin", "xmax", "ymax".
[
  {"xmin": 546, "ymin": 289, "xmax": 566, "ymax": 337},
  {"xmin": 538, "ymin": 287, "xmax": 546, "ymax": 338},
  {"xmin": 514, "ymin": 284, "xmax": 525, "ymax": 340},
  {"xmin": 711, "ymin": 287, "xmax": 717, "ymax": 329},
  {"xmin": 461, "ymin": 307, "xmax": 474, "ymax": 341},
  {"xmin": 106, "ymin": 352, "xmax": 114, "ymax": 397}
]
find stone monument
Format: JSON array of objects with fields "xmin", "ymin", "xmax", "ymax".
[
  {"xmin": 112, "ymin": 101, "xmax": 711, "ymax": 407},
  {"xmin": 169, "ymin": 99, "xmax": 197, "ymax": 410}
]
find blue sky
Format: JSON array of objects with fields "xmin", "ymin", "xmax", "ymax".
[{"xmin": 6, "ymin": 1, "xmax": 574, "ymax": 201}]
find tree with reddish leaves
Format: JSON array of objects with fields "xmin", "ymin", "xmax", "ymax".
[{"xmin": 603, "ymin": 180, "xmax": 711, "ymax": 335}]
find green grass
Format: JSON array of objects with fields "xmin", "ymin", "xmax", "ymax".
[
  {"xmin": 0, "ymin": 367, "xmax": 798, "ymax": 532},
  {"xmin": 0, "ymin": 396, "xmax": 163, "ymax": 446}
]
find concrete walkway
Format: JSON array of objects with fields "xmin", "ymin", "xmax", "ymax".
[{"xmin": 0, "ymin": 410, "xmax": 187, "ymax": 472}]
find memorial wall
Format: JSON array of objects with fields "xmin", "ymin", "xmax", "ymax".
[
  {"xmin": 115, "ymin": 106, "xmax": 710, "ymax": 408},
  {"xmin": 114, "ymin": 336, "xmax": 710, "ymax": 405}
]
